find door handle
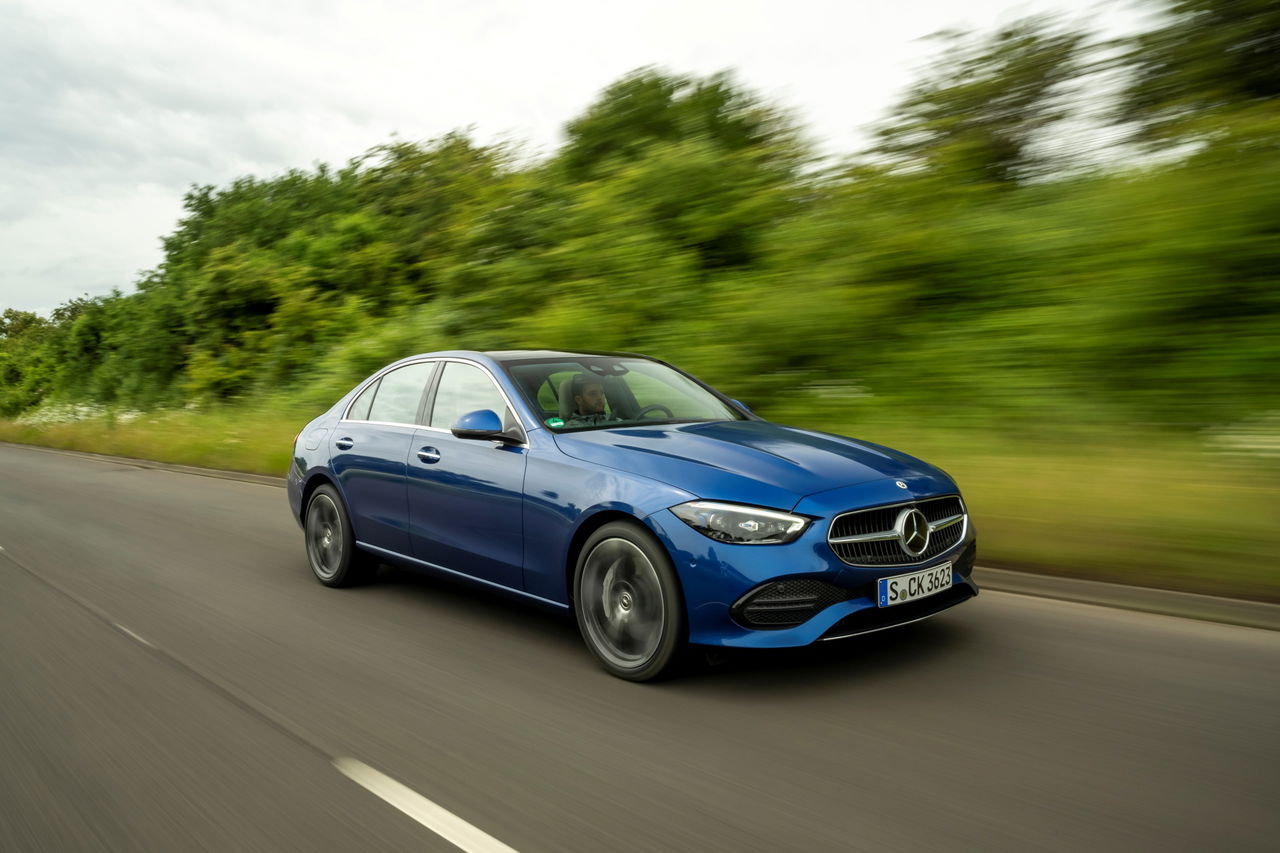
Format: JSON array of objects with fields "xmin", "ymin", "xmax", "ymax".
[
  {"xmin": 417, "ymin": 446, "xmax": 441, "ymax": 464},
  {"xmin": 334, "ymin": 436, "xmax": 355, "ymax": 450}
]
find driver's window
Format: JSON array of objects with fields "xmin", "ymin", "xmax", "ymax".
[{"xmin": 430, "ymin": 362, "xmax": 510, "ymax": 429}]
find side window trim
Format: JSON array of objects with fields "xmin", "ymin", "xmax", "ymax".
[
  {"xmin": 347, "ymin": 377, "xmax": 381, "ymax": 422},
  {"xmin": 417, "ymin": 360, "xmax": 444, "ymax": 427},
  {"xmin": 409, "ymin": 361, "xmax": 440, "ymax": 427},
  {"xmin": 425, "ymin": 358, "xmax": 528, "ymax": 444},
  {"xmin": 340, "ymin": 357, "xmax": 527, "ymax": 441},
  {"xmin": 341, "ymin": 359, "xmax": 438, "ymax": 427}
]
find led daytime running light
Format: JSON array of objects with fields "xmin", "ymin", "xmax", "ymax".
[{"xmin": 670, "ymin": 501, "xmax": 809, "ymax": 545}]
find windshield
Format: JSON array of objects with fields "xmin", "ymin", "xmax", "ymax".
[{"xmin": 502, "ymin": 356, "xmax": 746, "ymax": 432}]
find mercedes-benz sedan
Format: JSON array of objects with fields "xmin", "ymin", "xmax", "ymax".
[{"xmin": 287, "ymin": 350, "xmax": 977, "ymax": 680}]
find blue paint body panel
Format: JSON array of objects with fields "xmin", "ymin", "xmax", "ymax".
[
  {"xmin": 406, "ymin": 427, "xmax": 527, "ymax": 589},
  {"xmin": 328, "ymin": 422, "xmax": 416, "ymax": 554},
  {"xmin": 286, "ymin": 349, "xmax": 978, "ymax": 650}
]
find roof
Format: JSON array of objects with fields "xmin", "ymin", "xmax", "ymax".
[{"xmin": 484, "ymin": 348, "xmax": 648, "ymax": 362}]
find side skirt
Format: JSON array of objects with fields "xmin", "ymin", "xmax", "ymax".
[{"xmin": 356, "ymin": 541, "xmax": 571, "ymax": 610}]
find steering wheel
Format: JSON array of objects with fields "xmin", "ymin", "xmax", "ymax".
[{"xmin": 635, "ymin": 404, "xmax": 675, "ymax": 419}]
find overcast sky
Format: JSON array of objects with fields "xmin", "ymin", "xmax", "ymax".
[{"xmin": 1, "ymin": 0, "xmax": 1145, "ymax": 316}]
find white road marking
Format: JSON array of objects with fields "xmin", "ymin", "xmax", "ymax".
[
  {"xmin": 333, "ymin": 757, "xmax": 520, "ymax": 853},
  {"xmin": 114, "ymin": 624, "xmax": 155, "ymax": 648}
]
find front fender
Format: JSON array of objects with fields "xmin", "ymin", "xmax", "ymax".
[{"xmin": 520, "ymin": 429, "xmax": 695, "ymax": 603}]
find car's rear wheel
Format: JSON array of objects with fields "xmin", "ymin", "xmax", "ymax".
[
  {"xmin": 305, "ymin": 484, "xmax": 375, "ymax": 587},
  {"xmin": 574, "ymin": 521, "xmax": 685, "ymax": 681}
]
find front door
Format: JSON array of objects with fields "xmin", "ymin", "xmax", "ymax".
[{"xmin": 406, "ymin": 361, "xmax": 527, "ymax": 589}]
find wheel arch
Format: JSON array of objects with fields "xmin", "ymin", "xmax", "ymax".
[
  {"xmin": 299, "ymin": 470, "xmax": 339, "ymax": 523},
  {"xmin": 564, "ymin": 509, "xmax": 659, "ymax": 607}
]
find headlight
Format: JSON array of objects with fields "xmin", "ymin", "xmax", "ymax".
[{"xmin": 670, "ymin": 501, "xmax": 809, "ymax": 545}]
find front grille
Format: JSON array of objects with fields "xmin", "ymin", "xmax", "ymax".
[
  {"xmin": 828, "ymin": 495, "xmax": 966, "ymax": 567},
  {"xmin": 732, "ymin": 579, "xmax": 852, "ymax": 629}
]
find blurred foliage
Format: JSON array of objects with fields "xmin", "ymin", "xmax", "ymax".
[
  {"xmin": 874, "ymin": 17, "xmax": 1089, "ymax": 183},
  {"xmin": 1118, "ymin": 0, "xmax": 1280, "ymax": 143},
  {"xmin": 1, "ymin": 0, "xmax": 1276, "ymax": 435}
]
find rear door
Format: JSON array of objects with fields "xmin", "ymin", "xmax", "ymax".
[{"xmin": 330, "ymin": 361, "xmax": 437, "ymax": 556}]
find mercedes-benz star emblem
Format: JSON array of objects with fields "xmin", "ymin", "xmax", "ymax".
[
  {"xmin": 895, "ymin": 480, "xmax": 908, "ymax": 489},
  {"xmin": 895, "ymin": 508, "xmax": 930, "ymax": 557}
]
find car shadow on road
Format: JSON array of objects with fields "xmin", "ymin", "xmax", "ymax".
[
  {"xmin": 368, "ymin": 561, "xmax": 978, "ymax": 689},
  {"xmin": 680, "ymin": 616, "xmax": 977, "ymax": 692},
  {"xmin": 368, "ymin": 562, "xmax": 583, "ymax": 650}
]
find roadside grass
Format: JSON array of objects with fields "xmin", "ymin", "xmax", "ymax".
[
  {"xmin": 861, "ymin": 427, "xmax": 1279, "ymax": 602},
  {"xmin": 0, "ymin": 405, "xmax": 308, "ymax": 476},
  {"xmin": 2, "ymin": 405, "xmax": 1276, "ymax": 602}
]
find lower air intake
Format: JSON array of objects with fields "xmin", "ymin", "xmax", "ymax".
[{"xmin": 732, "ymin": 579, "xmax": 851, "ymax": 629}]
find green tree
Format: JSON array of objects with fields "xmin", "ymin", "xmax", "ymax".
[
  {"xmin": 559, "ymin": 69, "xmax": 805, "ymax": 181},
  {"xmin": 1119, "ymin": 0, "xmax": 1280, "ymax": 142},
  {"xmin": 874, "ymin": 18, "xmax": 1091, "ymax": 184},
  {"xmin": 0, "ymin": 310, "xmax": 53, "ymax": 416},
  {"xmin": 0, "ymin": 309, "xmax": 47, "ymax": 339}
]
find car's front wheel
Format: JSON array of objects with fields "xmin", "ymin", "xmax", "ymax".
[
  {"xmin": 574, "ymin": 521, "xmax": 686, "ymax": 681},
  {"xmin": 305, "ymin": 484, "xmax": 375, "ymax": 587}
]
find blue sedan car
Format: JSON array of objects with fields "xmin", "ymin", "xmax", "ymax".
[{"xmin": 288, "ymin": 350, "xmax": 977, "ymax": 680}]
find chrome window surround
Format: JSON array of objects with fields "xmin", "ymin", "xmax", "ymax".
[
  {"xmin": 363, "ymin": 361, "xmax": 436, "ymax": 426},
  {"xmin": 338, "ymin": 357, "xmax": 530, "ymax": 445},
  {"xmin": 826, "ymin": 494, "xmax": 968, "ymax": 568}
]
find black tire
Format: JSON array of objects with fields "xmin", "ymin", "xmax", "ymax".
[
  {"xmin": 304, "ymin": 484, "xmax": 375, "ymax": 587},
  {"xmin": 573, "ymin": 521, "xmax": 686, "ymax": 681}
]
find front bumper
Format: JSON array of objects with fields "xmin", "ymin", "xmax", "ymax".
[{"xmin": 645, "ymin": 506, "xmax": 978, "ymax": 649}]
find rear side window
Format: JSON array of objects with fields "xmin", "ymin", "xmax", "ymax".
[
  {"xmin": 367, "ymin": 362, "xmax": 435, "ymax": 425},
  {"xmin": 430, "ymin": 362, "xmax": 509, "ymax": 429},
  {"xmin": 347, "ymin": 379, "xmax": 380, "ymax": 421}
]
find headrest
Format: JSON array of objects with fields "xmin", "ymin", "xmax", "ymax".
[{"xmin": 558, "ymin": 377, "xmax": 577, "ymax": 420}]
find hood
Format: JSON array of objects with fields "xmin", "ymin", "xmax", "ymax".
[{"xmin": 553, "ymin": 420, "xmax": 950, "ymax": 511}]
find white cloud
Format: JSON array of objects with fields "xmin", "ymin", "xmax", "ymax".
[{"xmin": 0, "ymin": 0, "xmax": 1143, "ymax": 314}]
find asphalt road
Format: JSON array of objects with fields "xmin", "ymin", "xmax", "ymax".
[{"xmin": 1, "ymin": 443, "xmax": 1276, "ymax": 852}]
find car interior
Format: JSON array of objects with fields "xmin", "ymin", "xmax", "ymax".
[
  {"xmin": 508, "ymin": 362, "xmax": 637, "ymax": 423},
  {"xmin": 555, "ymin": 374, "xmax": 637, "ymax": 421}
]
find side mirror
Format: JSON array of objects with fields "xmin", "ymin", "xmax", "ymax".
[
  {"xmin": 732, "ymin": 399, "xmax": 754, "ymax": 416},
  {"xmin": 451, "ymin": 409, "xmax": 507, "ymax": 441}
]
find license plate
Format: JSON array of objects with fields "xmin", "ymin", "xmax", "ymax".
[{"xmin": 878, "ymin": 563, "xmax": 952, "ymax": 607}]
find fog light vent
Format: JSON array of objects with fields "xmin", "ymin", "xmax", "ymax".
[{"xmin": 732, "ymin": 579, "xmax": 851, "ymax": 629}]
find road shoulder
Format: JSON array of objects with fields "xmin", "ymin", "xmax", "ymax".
[{"xmin": 974, "ymin": 566, "xmax": 1279, "ymax": 631}]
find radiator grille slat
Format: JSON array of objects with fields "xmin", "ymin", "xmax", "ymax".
[{"xmin": 828, "ymin": 495, "xmax": 966, "ymax": 567}]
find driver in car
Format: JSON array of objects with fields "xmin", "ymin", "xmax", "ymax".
[{"xmin": 567, "ymin": 374, "xmax": 623, "ymax": 427}]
